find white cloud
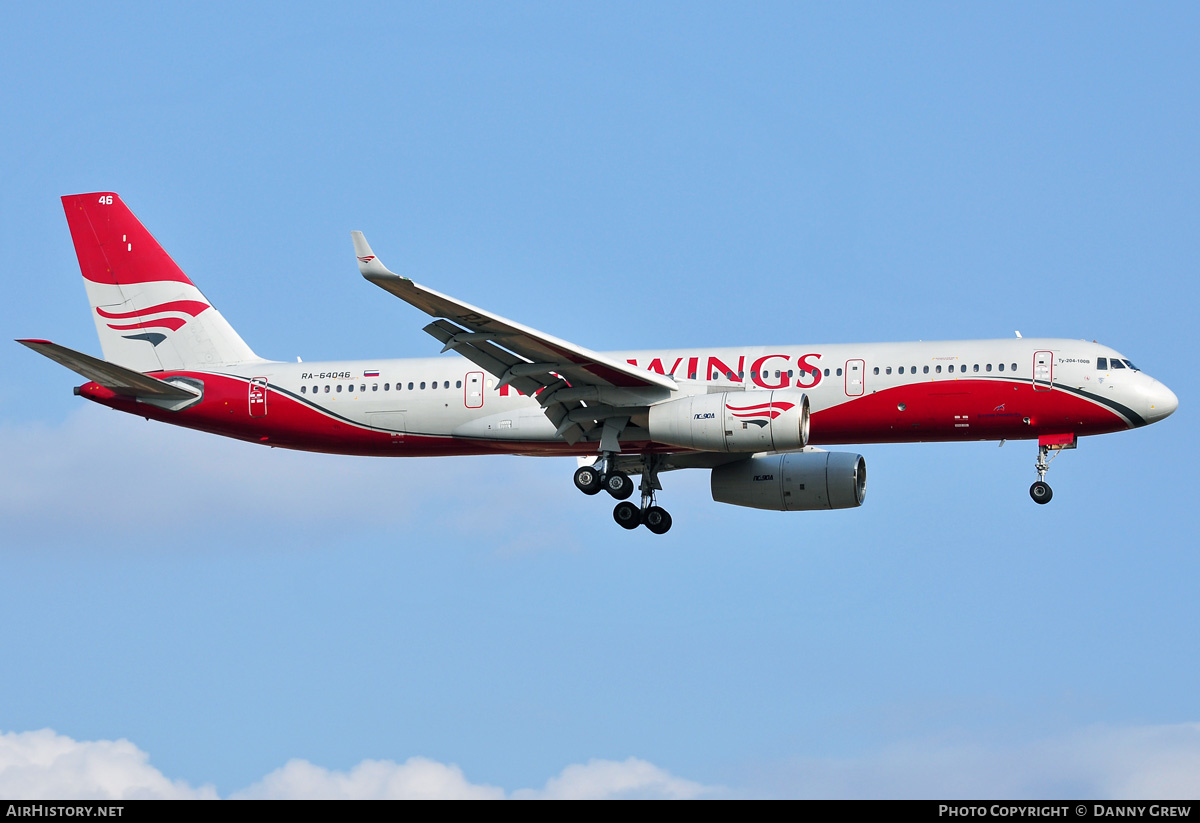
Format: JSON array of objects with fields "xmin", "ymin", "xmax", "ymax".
[
  {"xmin": 0, "ymin": 408, "xmax": 578, "ymax": 548},
  {"xmin": 12, "ymin": 723, "xmax": 1197, "ymax": 800},
  {"xmin": 776, "ymin": 724, "xmax": 1200, "ymax": 799},
  {"xmin": 232, "ymin": 757, "xmax": 504, "ymax": 800},
  {"xmin": 512, "ymin": 757, "xmax": 713, "ymax": 799},
  {"xmin": 0, "ymin": 729, "xmax": 216, "ymax": 800},
  {"xmin": 0, "ymin": 729, "xmax": 711, "ymax": 800}
]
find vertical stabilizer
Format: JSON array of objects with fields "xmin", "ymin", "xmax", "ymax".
[{"xmin": 62, "ymin": 192, "xmax": 261, "ymax": 372}]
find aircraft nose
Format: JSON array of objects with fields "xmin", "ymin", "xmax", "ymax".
[{"xmin": 1143, "ymin": 379, "xmax": 1179, "ymax": 423}]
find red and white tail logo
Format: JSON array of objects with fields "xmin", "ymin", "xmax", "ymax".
[
  {"xmin": 95, "ymin": 299, "xmax": 211, "ymax": 347},
  {"xmin": 63, "ymin": 192, "xmax": 260, "ymax": 371}
]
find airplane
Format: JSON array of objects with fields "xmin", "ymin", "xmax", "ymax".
[{"xmin": 19, "ymin": 193, "xmax": 1179, "ymax": 534}]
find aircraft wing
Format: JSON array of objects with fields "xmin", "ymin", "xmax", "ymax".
[
  {"xmin": 17, "ymin": 339, "xmax": 199, "ymax": 400},
  {"xmin": 353, "ymin": 232, "xmax": 677, "ymax": 445}
]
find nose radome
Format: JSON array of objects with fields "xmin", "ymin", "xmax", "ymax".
[{"xmin": 1144, "ymin": 380, "xmax": 1179, "ymax": 423}]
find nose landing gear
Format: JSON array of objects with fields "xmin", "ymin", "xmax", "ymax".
[
  {"xmin": 1030, "ymin": 445, "xmax": 1054, "ymax": 504},
  {"xmin": 1029, "ymin": 434, "xmax": 1076, "ymax": 504}
]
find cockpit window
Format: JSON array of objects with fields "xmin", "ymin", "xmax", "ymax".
[
  {"xmin": 1097, "ymin": 357, "xmax": 1107, "ymax": 370},
  {"xmin": 1110, "ymin": 359, "xmax": 1125, "ymax": 369},
  {"xmin": 1123, "ymin": 359, "xmax": 1139, "ymax": 371}
]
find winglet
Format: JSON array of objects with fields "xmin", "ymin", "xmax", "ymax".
[{"xmin": 351, "ymin": 231, "xmax": 406, "ymax": 280}]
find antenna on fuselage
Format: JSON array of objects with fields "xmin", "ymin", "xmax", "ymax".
[{"xmin": 1014, "ymin": 331, "xmax": 1022, "ymax": 338}]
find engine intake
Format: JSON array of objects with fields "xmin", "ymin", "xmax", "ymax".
[
  {"xmin": 710, "ymin": 451, "xmax": 866, "ymax": 511},
  {"xmin": 648, "ymin": 390, "xmax": 809, "ymax": 453}
]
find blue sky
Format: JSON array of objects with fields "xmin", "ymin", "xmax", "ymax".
[{"xmin": 1, "ymin": 2, "xmax": 1197, "ymax": 799}]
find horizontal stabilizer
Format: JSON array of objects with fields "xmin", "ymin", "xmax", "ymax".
[{"xmin": 16, "ymin": 339, "xmax": 199, "ymax": 400}]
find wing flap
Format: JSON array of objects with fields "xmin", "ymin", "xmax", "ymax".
[{"xmin": 353, "ymin": 232, "xmax": 679, "ymax": 450}]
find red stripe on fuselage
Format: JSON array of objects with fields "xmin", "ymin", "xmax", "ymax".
[
  {"xmin": 76, "ymin": 372, "xmax": 669, "ymax": 458},
  {"xmin": 808, "ymin": 379, "xmax": 1128, "ymax": 444},
  {"xmin": 76, "ymin": 373, "xmax": 1130, "ymax": 456}
]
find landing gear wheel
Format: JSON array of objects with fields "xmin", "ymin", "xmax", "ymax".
[
  {"xmin": 1029, "ymin": 481, "xmax": 1053, "ymax": 504},
  {"xmin": 573, "ymin": 465, "xmax": 602, "ymax": 495},
  {"xmin": 613, "ymin": 501, "xmax": 642, "ymax": 530},
  {"xmin": 643, "ymin": 506, "xmax": 672, "ymax": 535},
  {"xmin": 604, "ymin": 471, "xmax": 634, "ymax": 500}
]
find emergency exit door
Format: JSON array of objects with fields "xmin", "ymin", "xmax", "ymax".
[{"xmin": 249, "ymin": 377, "xmax": 268, "ymax": 417}]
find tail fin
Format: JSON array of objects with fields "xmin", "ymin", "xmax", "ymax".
[{"xmin": 62, "ymin": 192, "xmax": 261, "ymax": 372}]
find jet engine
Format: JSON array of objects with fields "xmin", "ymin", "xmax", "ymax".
[
  {"xmin": 710, "ymin": 451, "xmax": 866, "ymax": 511},
  {"xmin": 647, "ymin": 390, "xmax": 809, "ymax": 453}
]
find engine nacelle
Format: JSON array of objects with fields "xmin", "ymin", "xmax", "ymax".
[
  {"xmin": 647, "ymin": 390, "xmax": 810, "ymax": 453},
  {"xmin": 710, "ymin": 451, "xmax": 866, "ymax": 511}
]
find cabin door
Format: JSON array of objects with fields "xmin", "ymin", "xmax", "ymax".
[
  {"xmin": 465, "ymin": 371, "xmax": 484, "ymax": 409},
  {"xmin": 845, "ymin": 359, "xmax": 865, "ymax": 397},
  {"xmin": 1033, "ymin": 351, "xmax": 1054, "ymax": 392}
]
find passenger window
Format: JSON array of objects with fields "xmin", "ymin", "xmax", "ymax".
[
  {"xmin": 336, "ymin": 385, "xmax": 342, "ymax": 393},
  {"xmin": 986, "ymin": 364, "xmax": 992, "ymax": 372},
  {"xmin": 444, "ymin": 381, "xmax": 450, "ymax": 389},
  {"xmin": 836, "ymin": 368, "xmax": 842, "ymax": 376},
  {"xmin": 372, "ymin": 384, "xmax": 378, "ymax": 391},
  {"xmin": 998, "ymin": 363, "xmax": 1004, "ymax": 372},
  {"xmin": 973, "ymin": 364, "xmax": 979, "ymax": 373},
  {"xmin": 420, "ymin": 382, "xmax": 426, "ymax": 389},
  {"xmin": 873, "ymin": 367, "xmax": 879, "ymax": 375},
  {"xmin": 408, "ymin": 382, "xmax": 414, "ymax": 390},
  {"xmin": 1097, "ymin": 358, "xmax": 1108, "ymax": 370},
  {"xmin": 324, "ymin": 385, "xmax": 330, "ymax": 393},
  {"xmin": 961, "ymin": 365, "xmax": 967, "ymax": 373},
  {"xmin": 1011, "ymin": 363, "xmax": 1017, "ymax": 371},
  {"xmin": 898, "ymin": 366, "xmax": 905, "ymax": 374},
  {"xmin": 300, "ymin": 386, "xmax": 306, "ymax": 394},
  {"xmin": 1110, "ymin": 359, "xmax": 1125, "ymax": 369},
  {"xmin": 384, "ymin": 383, "xmax": 390, "ymax": 391},
  {"xmin": 935, "ymin": 365, "xmax": 941, "ymax": 373},
  {"xmin": 456, "ymin": 380, "xmax": 462, "ymax": 388},
  {"xmin": 923, "ymin": 365, "xmax": 929, "ymax": 374},
  {"xmin": 823, "ymin": 368, "xmax": 830, "ymax": 377},
  {"xmin": 886, "ymin": 367, "xmax": 892, "ymax": 375},
  {"xmin": 361, "ymin": 385, "xmax": 366, "ymax": 392}
]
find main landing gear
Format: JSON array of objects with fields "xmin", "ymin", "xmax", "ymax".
[{"xmin": 573, "ymin": 454, "xmax": 672, "ymax": 534}]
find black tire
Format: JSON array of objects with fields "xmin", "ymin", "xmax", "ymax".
[
  {"xmin": 605, "ymin": 471, "xmax": 634, "ymax": 500},
  {"xmin": 1029, "ymin": 481, "xmax": 1053, "ymax": 504},
  {"xmin": 574, "ymin": 465, "xmax": 602, "ymax": 495},
  {"xmin": 643, "ymin": 506, "xmax": 672, "ymax": 535},
  {"xmin": 613, "ymin": 501, "xmax": 642, "ymax": 529}
]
